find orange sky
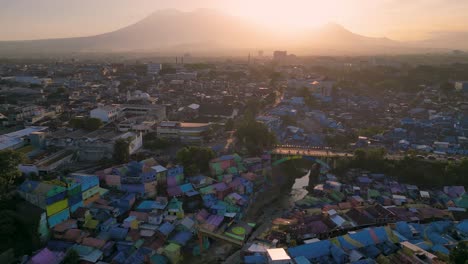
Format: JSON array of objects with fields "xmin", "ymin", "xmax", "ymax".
[{"xmin": 1, "ymin": 0, "xmax": 468, "ymax": 41}]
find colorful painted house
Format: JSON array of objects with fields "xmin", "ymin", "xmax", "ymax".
[
  {"xmin": 28, "ymin": 247, "xmax": 65, "ymax": 264},
  {"xmin": 18, "ymin": 180, "xmax": 70, "ymax": 228},
  {"xmin": 66, "ymin": 173, "xmax": 101, "ymax": 206},
  {"xmin": 163, "ymin": 243, "xmax": 182, "ymax": 264},
  {"xmin": 209, "ymin": 154, "xmax": 242, "ymax": 176},
  {"xmin": 167, "ymin": 166, "xmax": 184, "ymax": 187},
  {"xmin": 110, "ymin": 160, "xmax": 165, "ymax": 197},
  {"xmin": 167, "ymin": 197, "xmax": 184, "ymax": 219}
]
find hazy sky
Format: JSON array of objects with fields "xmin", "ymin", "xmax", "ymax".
[{"xmin": 1, "ymin": 0, "xmax": 468, "ymax": 41}]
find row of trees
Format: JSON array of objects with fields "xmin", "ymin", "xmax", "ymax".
[
  {"xmin": 69, "ymin": 117, "xmax": 103, "ymax": 131},
  {"xmin": 334, "ymin": 148, "xmax": 468, "ymax": 187}
]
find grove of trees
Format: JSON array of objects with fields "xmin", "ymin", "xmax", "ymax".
[
  {"xmin": 0, "ymin": 149, "xmax": 26, "ymax": 195},
  {"xmin": 143, "ymin": 133, "xmax": 170, "ymax": 151},
  {"xmin": 113, "ymin": 138, "xmax": 130, "ymax": 164},
  {"xmin": 176, "ymin": 146, "xmax": 215, "ymax": 176},
  {"xmin": 69, "ymin": 117, "xmax": 103, "ymax": 131},
  {"xmin": 235, "ymin": 119, "xmax": 277, "ymax": 155},
  {"xmin": 334, "ymin": 148, "xmax": 468, "ymax": 187}
]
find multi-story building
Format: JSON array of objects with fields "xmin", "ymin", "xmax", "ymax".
[
  {"xmin": 0, "ymin": 126, "xmax": 48, "ymax": 150},
  {"xmin": 157, "ymin": 121, "xmax": 181, "ymax": 140},
  {"xmin": 147, "ymin": 63, "xmax": 162, "ymax": 75},
  {"xmin": 90, "ymin": 105, "xmax": 120, "ymax": 123},
  {"xmin": 17, "ymin": 174, "xmax": 102, "ymax": 228},
  {"xmin": 179, "ymin": 122, "xmax": 211, "ymax": 144},
  {"xmin": 90, "ymin": 104, "xmax": 166, "ymax": 124},
  {"xmin": 46, "ymin": 129, "xmax": 143, "ymax": 161},
  {"xmin": 117, "ymin": 119, "xmax": 156, "ymax": 133},
  {"xmin": 273, "ymin": 50, "xmax": 287, "ymax": 61},
  {"xmin": 455, "ymin": 81, "xmax": 468, "ymax": 93},
  {"xmin": 157, "ymin": 121, "xmax": 211, "ymax": 144},
  {"xmin": 121, "ymin": 104, "xmax": 166, "ymax": 121}
]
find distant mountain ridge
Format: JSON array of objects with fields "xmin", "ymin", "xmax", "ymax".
[{"xmin": 0, "ymin": 9, "xmax": 461, "ymax": 56}]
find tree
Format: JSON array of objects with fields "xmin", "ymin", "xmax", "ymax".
[
  {"xmin": 62, "ymin": 250, "xmax": 80, "ymax": 264},
  {"xmin": 358, "ymin": 127, "xmax": 385, "ymax": 137},
  {"xmin": 299, "ymin": 87, "xmax": 318, "ymax": 108},
  {"xmin": 69, "ymin": 117, "xmax": 102, "ymax": 131},
  {"xmin": 143, "ymin": 133, "xmax": 171, "ymax": 150},
  {"xmin": 69, "ymin": 118, "xmax": 84, "ymax": 129},
  {"xmin": 281, "ymin": 115, "xmax": 297, "ymax": 127},
  {"xmin": 235, "ymin": 119, "xmax": 277, "ymax": 155},
  {"xmin": 244, "ymin": 99, "xmax": 261, "ymax": 119},
  {"xmin": 269, "ymin": 71, "xmax": 281, "ymax": 86},
  {"xmin": 354, "ymin": 148, "xmax": 367, "ymax": 161},
  {"xmin": 113, "ymin": 139, "xmax": 130, "ymax": 164},
  {"xmin": 160, "ymin": 64, "xmax": 177, "ymax": 75},
  {"xmin": 83, "ymin": 118, "xmax": 102, "ymax": 131},
  {"xmin": 0, "ymin": 150, "xmax": 26, "ymax": 195},
  {"xmin": 0, "ymin": 206, "xmax": 40, "ymax": 256},
  {"xmin": 224, "ymin": 119, "xmax": 235, "ymax": 131},
  {"xmin": 449, "ymin": 242, "xmax": 468, "ymax": 264},
  {"xmin": 299, "ymin": 87, "xmax": 310, "ymax": 98},
  {"xmin": 440, "ymin": 82, "xmax": 453, "ymax": 94},
  {"xmin": 176, "ymin": 146, "xmax": 215, "ymax": 175}
]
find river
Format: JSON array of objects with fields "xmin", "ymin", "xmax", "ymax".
[{"xmin": 289, "ymin": 170, "xmax": 311, "ymax": 202}]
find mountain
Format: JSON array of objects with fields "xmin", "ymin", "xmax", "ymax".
[
  {"xmin": 293, "ymin": 23, "xmax": 407, "ymax": 54},
  {"xmin": 410, "ymin": 31, "xmax": 468, "ymax": 50},
  {"xmin": 0, "ymin": 9, "xmax": 277, "ymax": 56},
  {"xmin": 0, "ymin": 9, "xmax": 451, "ymax": 56}
]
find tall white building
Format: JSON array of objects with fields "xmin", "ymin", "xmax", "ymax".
[{"xmin": 147, "ymin": 63, "xmax": 162, "ymax": 75}]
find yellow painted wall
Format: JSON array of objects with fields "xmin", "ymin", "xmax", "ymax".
[
  {"xmin": 82, "ymin": 185, "xmax": 100, "ymax": 200},
  {"xmin": 130, "ymin": 219, "xmax": 139, "ymax": 230},
  {"xmin": 46, "ymin": 199, "xmax": 68, "ymax": 216}
]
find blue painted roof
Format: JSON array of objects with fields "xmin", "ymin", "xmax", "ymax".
[
  {"xmin": 150, "ymin": 254, "xmax": 168, "ymax": 264},
  {"xmin": 159, "ymin": 222, "xmax": 175, "ymax": 236},
  {"xmin": 169, "ymin": 231, "xmax": 193, "ymax": 246},
  {"xmin": 110, "ymin": 227, "xmax": 128, "ymax": 240},
  {"xmin": 180, "ymin": 183, "xmax": 194, "ymax": 193},
  {"xmin": 431, "ymin": 244, "xmax": 450, "ymax": 255},
  {"xmin": 244, "ymin": 254, "xmax": 267, "ymax": 264},
  {"xmin": 46, "ymin": 240, "xmax": 74, "ymax": 252},
  {"xmin": 294, "ymin": 256, "xmax": 311, "ymax": 264},
  {"xmin": 112, "ymin": 251, "xmax": 127, "ymax": 264},
  {"xmin": 360, "ymin": 245, "xmax": 381, "ymax": 259},
  {"xmin": 125, "ymin": 247, "xmax": 153, "ymax": 264},
  {"xmin": 456, "ymin": 220, "xmax": 468, "ymax": 233},
  {"xmin": 288, "ymin": 240, "xmax": 332, "ymax": 260},
  {"xmin": 18, "ymin": 180, "xmax": 40, "ymax": 193},
  {"xmin": 115, "ymin": 241, "xmax": 133, "ymax": 254}
]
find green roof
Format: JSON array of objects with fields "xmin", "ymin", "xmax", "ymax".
[
  {"xmin": 367, "ymin": 189, "xmax": 381, "ymax": 198},
  {"xmin": 167, "ymin": 198, "xmax": 183, "ymax": 210},
  {"xmin": 455, "ymin": 194, "xmax": 468, "ymax": 209},
  {"xmin": 164, "ymin": 243, "xmax": 181, "ymax": 253}
]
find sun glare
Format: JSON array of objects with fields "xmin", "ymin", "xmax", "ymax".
[{"xmin": 227, "ymin": 0, "xmax": 351, "ymax": 31}]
